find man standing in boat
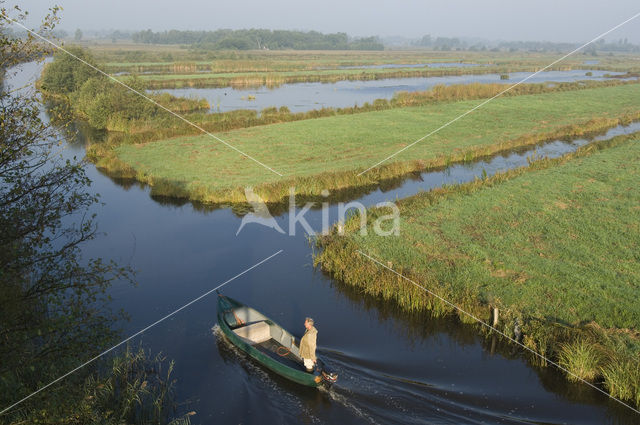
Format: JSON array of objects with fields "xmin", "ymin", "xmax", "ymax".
[{"xmin": 298, "ymin": 317, "xmax": 317, "ymax": 372}]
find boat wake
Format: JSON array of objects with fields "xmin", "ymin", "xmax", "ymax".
[
  {"xmin": 316, "ymin": 350, "xmax": 541, "ymax": 425},
  {"xmin": 318, "ymin": 385, "xmax": 380, "ymax": 424},
  {"xmin": 213, "ymin": 325, "xmax": 540, "ymax": 424}
]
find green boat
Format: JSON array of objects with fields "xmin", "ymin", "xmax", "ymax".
[{"xmin": 216, "ymin": 293, "xmax": 338, "ymax": 387}]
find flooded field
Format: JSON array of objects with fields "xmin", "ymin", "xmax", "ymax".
[{"xmin": 157, "ymin": 69, "xmax": 629, "ymax": 113}]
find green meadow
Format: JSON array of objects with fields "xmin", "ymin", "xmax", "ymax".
[
  {"xmin": 314, "ymin": 134, "xmax": 640, "ymax": 404},
  {"xmin": 110, "ymin": 83, "xmax": 640, "ymax": 203}
]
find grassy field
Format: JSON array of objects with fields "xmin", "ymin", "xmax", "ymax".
[
  {"xmin": 128, "ymin": 65, "xmax": 495, "ymax": 81},
  {"xmin": 314, "ymin": 133, "xmax": 640, "ymax": 404},
  {"xmin": 106, "ymin": 83, "xmax": 640, "ymax": 204}
]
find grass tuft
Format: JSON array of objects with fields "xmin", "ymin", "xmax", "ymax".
[{"xmin": 558, "ymin": 339, "xmax": 602, "ymax": 382}]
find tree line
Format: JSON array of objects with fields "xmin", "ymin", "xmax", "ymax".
[
  {"xmin": 411, "ymin": 34, "xmax": 640, "ymax": 53},
  {"xmin": 132, "ymin": 28, "xmax": 384, "ymax": 50}
]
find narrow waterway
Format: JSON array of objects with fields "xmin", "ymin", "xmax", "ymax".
[{"xmin": 9, "ymin": 61, "xmax": 640, "ymax": 424}]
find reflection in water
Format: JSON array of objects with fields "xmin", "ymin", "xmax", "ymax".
[{"xmin": 10, "ymin": 61, "xmax": 640, "ymax": 424}]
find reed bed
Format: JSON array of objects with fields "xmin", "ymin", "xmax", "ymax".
[{"xmin": 134, "ymin": 63, "xmax": 626, "ymax": 89}]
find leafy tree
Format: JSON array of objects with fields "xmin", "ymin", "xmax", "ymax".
[
  {"xmin": 74, "ymin": 27, "xmax": 82, "ymax": 41},
  {"xmin": 74, "ymin": 76, "xmax": 113, "ymax": 127},
  {"xmin": 41, "ymin": 48, "xmax": 160, "ymax": 130},
  {"xmin": 1, "ymin": 0, "xmax": 120, "ymax": 406},
  {"xmin": 39, "ymin": 46, "xmax": 100, "ymax": 94},
  {"xmin": 0, "ymin": 4, "xmax": 193, "ymax": 424}
]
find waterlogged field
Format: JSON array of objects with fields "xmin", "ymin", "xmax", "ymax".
[
  {"xmin": 88, "ymin": 45, "xmax": 640, "ymax": 75},
  {"xmin": 90, "ymin": 47, "xmax": 568, "ymax": 72},
  {"xmin": 80, "ymin": 44, "xmax": 640, "ymax": 91},
  {"xmin": 315, "ymin": 135, "xmax": 640, "ymax": 404},
  {"xmin": 156, "ymin": 70, "xmax": 630, "ymax": 114},
  {"xmin": 117, "ymin": 62, "xmax": 636, "ymax": 90},
  {"xmin": 111, "ymin": 83, "xmax": 640, "ymax": 203}
]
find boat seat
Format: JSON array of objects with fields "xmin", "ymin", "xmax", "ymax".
[{"xmin": 232, "ymin": 321, "xmax": 271, "ymax": 344}]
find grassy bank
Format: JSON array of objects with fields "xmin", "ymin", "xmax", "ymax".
[
  {"xmin": 314, "ymin": 133, "xmax": 640, "ymax": 406},
  {"xmin": 95, "ymin": 83, "xmax": 640, "ymax": 204},
  {"xmin": 92, "ymin": 48, "xmax": 556, "ymax": 72}
]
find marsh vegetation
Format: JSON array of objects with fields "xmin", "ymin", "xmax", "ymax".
[{"xmin": 314, "ymin": 133, "xmax": 640, "ymax": 406}]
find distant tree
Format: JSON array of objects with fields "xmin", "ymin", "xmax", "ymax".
[
  {"xmin": 74, "ymin": 27, "xmax": 82, "ymax": 41},
  {"xmin": 414, "ymin": 34, "xmax": 432, "ymax": 47},
  {"xmin": 349, "ymin": 36, "xmax": 384, "ymax": 51},
  {"xmin": 131, "ymin": 28, "xmax": 385, "ymax": 50}
]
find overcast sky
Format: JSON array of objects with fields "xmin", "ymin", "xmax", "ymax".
[{"xmin": 21, "ymin": 1, "xmax": 640, "ymax": 43}]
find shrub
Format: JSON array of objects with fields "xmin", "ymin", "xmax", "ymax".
[{"xmin": 40, "ymin": 47, "xmax": 100, "ymax": 94}]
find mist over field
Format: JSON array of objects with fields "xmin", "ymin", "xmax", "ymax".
[{"xmin": 24, "ymin": 0, "xmax": 640, "ymax": 43}]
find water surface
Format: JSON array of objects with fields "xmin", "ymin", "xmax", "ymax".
[{"xmin": 158, "ymin": 69, "xmax": 630, "ymax": 113}]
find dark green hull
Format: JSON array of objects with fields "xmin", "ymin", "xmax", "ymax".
[{"xmin": 217, "ymin": 295, "xmax": 323, "ymax": 387}]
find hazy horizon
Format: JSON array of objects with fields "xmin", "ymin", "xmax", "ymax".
[{"xmin": 18, "ymin": 1, "xmax": 640, "ymax": 44}]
